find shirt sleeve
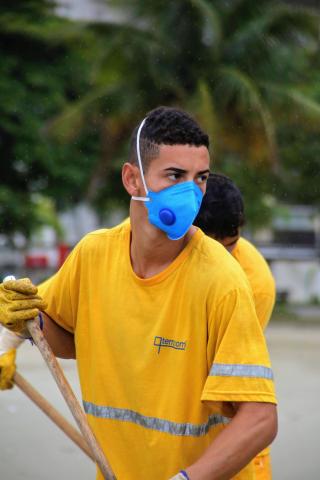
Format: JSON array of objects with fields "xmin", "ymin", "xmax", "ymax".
[
  {"xmin": 254, "ymin": 292, "xmax": 276, "ymax": 330},
  {"xmin": 202, "ymin": 286, "xmax": 277, "ymax": 406},
  {"xmin": 37, "ymin": 242, "xmax": 82, "ymax": 333}
]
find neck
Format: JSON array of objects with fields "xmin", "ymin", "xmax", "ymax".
[{"xmin": 129, "ymin": 201, "xmax": 196, "ymax": 279}]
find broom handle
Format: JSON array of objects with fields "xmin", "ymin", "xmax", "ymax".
[{"xmin": 27, "ymin": 319, "xmax": 116, "ymax": 480}]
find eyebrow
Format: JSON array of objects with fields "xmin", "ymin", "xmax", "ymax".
[{"xmin": 164, "ymin": 167, "xmax": 211, "ymax": 175}]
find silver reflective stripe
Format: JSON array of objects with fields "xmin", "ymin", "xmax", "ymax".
[
  {"xmin": 83, "ymin": 401, "xmax": 230, "ymax": 437},
  {"xmin": 210, "ymin": 363, "xmax": 274, "ymax": 380}
]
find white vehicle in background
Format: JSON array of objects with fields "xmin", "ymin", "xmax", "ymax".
[{"xmin": 253, "ymin": 205, "xmax": 320, "ymax": 303}]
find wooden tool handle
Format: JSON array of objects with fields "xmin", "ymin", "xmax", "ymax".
[
  {"xmin": 27, "ymin": 319, "xmax": 116, "ymax": 480},
  {"xmin": 14, "ymin": 371, "xmax": 95, "ymax": 461}
]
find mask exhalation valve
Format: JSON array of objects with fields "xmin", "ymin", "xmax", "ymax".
[{"xmin": 159, "ymin": 208, "xmax": 176, "ymax": 226}]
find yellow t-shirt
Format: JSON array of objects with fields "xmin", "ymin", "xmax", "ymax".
[
  {"xmin": 39, "ymin": 222, "xmax": 276, "ymax": 480},
  {"xmin": 232, "ymin": 237, "xmax": 276, "ymax": 465},
  {"xmin": 232, "ymin": 237, "xmax": 276, "ymax": 330}
]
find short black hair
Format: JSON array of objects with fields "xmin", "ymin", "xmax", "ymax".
[
  {"xmin": 194, "ymin": 173, "xmax": 245, "ymax": 239},
  {"xmin": 129, "ymin": 106, "xmax": 209, "ymax": 171}
]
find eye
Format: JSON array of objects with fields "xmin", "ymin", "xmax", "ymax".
[
  {"xmin": 168, "ymin": 172, "xmax": 182, "ymax": 181},
  {"xmin": 196, "ymin": 173, "xmax": 209, "ymax": 184}
]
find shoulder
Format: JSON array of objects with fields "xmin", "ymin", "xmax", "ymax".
[
  {"xmin": 235, "ymin": 237, "xmax": 263, "ymax": 258},
  {"xmin": 233, "ymin": 237, "xmax": 275, "ymax": 292},
  {"xmin": 76, "ymin": 221, "xmax": 129, "ymax": 253},
  {"xmin": 234, "ymin": 237, "xmax": 272, "ymax": 273},
  {"xmin": 191, "ymin": 230, "xmax": 252, "ymax": 294},
  {"xmin": 194, "ymin": 231, "xmax": 244, "ymax": 273}
]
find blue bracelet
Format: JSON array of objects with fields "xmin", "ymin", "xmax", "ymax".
[{"xmin": 180, "ymin": 471, "xmax": 190, "ymax": 480}]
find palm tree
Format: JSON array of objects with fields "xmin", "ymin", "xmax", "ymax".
[{"xmin": 49, "ymin": 0, "xmax": 320, "ymax": 203}]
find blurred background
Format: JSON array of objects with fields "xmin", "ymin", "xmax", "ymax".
[{"xmin": 0, "ymin": 0, "xmax": 319, "ymax": 479}]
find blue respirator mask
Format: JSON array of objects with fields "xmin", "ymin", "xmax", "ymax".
[{"xmin": 132, "ymin": 118, "xmax": 204, "ymax": 240}]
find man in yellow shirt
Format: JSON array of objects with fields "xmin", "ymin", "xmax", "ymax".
[
  {"xmin": 194, "ymin": 173, "xmax": 276, "ymax": 479},
  {"xmin": 0, "ymin": 107, "xmax": 277, "ymax": 479}
]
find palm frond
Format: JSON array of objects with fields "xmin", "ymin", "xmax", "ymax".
[
  {"xmin": 186, "ymin": 81, "xmax": 219, "ymax": 159},
  {"xmin": 224, "ymin": 3, "xmax": 319, "ymax": 61},
  {"xmin": 263, "ymin": 83, "xmax": 320, "ymax": 128},
  {"xmin": 214, "ymin": 66, "xmax": 277, "ymax": 163},
  {"xmin": 0, "ymin": 15, "xmax": 88, "ymax": 44},
  {"xmin": 190, "ymin": 0, "xmax": 222, "ymax": 52},
  {"xmin": 45, "ymin": 84, "xmax": 122, "ymax": 141}
]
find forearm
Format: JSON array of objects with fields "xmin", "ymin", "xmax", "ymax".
[
  {"xmin": 42, "ymin": 312, "xmax": 75, "ymax": 359},
  {"xmin": 185, "ymin": 402, "xmax": 277, "ymax": 480},
  {"xmin": 0, "ymin": 313, "xmax": 75, "ymax": 359}
]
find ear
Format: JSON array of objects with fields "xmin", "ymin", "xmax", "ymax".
[{"xmin": 122, "ymin": 162, "xmax": 142, "ymax": 196}]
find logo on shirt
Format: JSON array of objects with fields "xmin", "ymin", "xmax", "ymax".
[{"xmin": 153, "ymin": 336, "xmax": 187, "ymax": 354}]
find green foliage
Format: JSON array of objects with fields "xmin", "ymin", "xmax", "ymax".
[
  {"xmin": 1, "ymin": 0, "xmax": 320, "ymax": 236},
  {"xmin": 278, "ymin": 127, "xmax": 320, "ymax": 205},
  {"xmin": 0, "ymin": 0, "xmax": 99, "ymax": 238},
  {"xmin": 218, "ymin": 155, "xmax": 276, "ymax": 229},
  {"xmin": 55, "ymin": 0, "xmax": 320, "ymax": 228}
]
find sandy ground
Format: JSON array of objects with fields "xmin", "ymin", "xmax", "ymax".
[
  {"xmin": 266, "ymin": 322, "xmax": 320, "ymax": 480},
  {"xmin": 0, "ymin": 321, "xmax": 319, "ymax": 480}
]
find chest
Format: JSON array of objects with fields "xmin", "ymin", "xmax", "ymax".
[{"xmin": 75, "ymin": 268, "xmax": 209, "ymax": 377}]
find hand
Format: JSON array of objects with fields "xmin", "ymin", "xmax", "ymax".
[
  {"xmin": 0, "ymin": 349, "xmax": 16, "ymax": 390},
  {"xmin": 0, "ymin": 278, "xmax": 47, "ymax": 333}
]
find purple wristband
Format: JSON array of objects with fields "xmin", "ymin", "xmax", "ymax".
[{"xmin": 180, "ymin": 471, "xmax": 190, "ymax": 480}]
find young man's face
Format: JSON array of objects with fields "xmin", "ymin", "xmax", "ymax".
[{"xmin": 142, "ymin": 144, "xmax": 210, "ymax": 194}]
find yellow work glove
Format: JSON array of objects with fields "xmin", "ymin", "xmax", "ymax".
[
  {"xmin": 0, "ymin": 349, "xmax": 16, "ymax": 390},
  {"xmin": 0, "ymin": 278, "xmax": 47, "ymax": 334}
]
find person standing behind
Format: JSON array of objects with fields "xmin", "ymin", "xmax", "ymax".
[{"xmin": 194, "ymin": 172, "xmax": 276, "ymax": 480}]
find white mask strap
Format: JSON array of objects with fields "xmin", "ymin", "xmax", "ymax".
[{"xmin": 132, "ymin": 117, "xmax": 150, "ymax": 202}]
